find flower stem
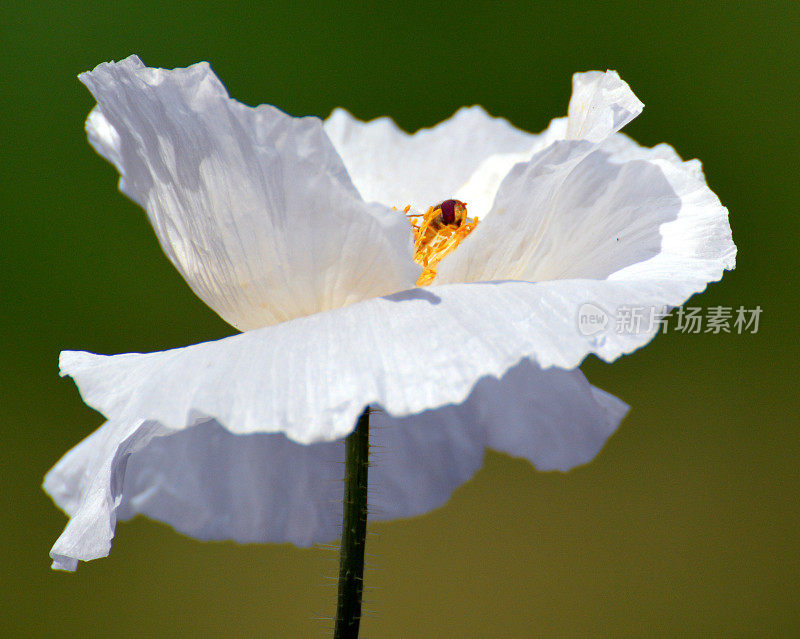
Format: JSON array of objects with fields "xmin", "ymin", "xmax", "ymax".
[{"xmin": 334, "ymin": 406, "xmax": 370, "ymax": 639}]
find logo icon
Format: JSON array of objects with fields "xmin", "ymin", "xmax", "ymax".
[{"xmin": 577, "ymin": 303, "xmax": 610, "ymax": 336}]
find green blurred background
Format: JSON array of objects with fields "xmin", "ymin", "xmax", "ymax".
[{"xmin": 2, "ymin": 1, "xmax": 797, "ymax": 636}]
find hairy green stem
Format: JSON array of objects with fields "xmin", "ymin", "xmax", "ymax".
[{"xmin": 334, "ymin": 406, "xmax": 370, "ymax": 639}]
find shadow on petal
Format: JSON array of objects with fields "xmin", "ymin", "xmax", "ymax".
[{"xmin": 383, "ymin": 287, "xmax": 442, "ymax": 305}]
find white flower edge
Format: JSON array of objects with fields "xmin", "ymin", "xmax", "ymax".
[
  {"xmin": 45, "ymin": 360, "xmax": 628, "ymax": 570},
  {"xmin": 437, "ymin": 75, "xmax": 735, "ymax": 286},
  {"xmin": 565, "ymin": 70, "xmax": 645, "ymax": 142},
  {"xmin": 62, "ymin": 272, "xmax": 712, "ymax": 448},
  {"xmin": 81, "ymin": 55, "xmax": 420, "ymax": 331},
  {"xmin": 323, "ymin": 104, "xmax": 540, "ymax": 214},
  {"xmin": 323, "ymin": 70, "xmax": 643, "ymax": 221}
]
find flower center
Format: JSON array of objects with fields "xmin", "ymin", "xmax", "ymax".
[{"xmin": 404, "ymin": 199, "xmax": 479, "ymax": 286}]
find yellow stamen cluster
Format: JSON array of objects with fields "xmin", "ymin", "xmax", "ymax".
[{"xmin": 404, "ymin": 202, "xmax": 479, "ymax": 286}]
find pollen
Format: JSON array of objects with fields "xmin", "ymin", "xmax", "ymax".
[{"xmin": 406, "ymin": 199, "xmax": 478, "ymax": 286}]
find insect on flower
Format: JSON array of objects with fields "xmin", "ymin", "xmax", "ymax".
[{"xmin": 408, "ymin": 199, "xmax": 479, "ymax": 286}]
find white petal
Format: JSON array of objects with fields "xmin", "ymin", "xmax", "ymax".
[
  {"xmin": 565, "ymin": 71, "xmax": 644, "ymax": 142},
  {"xmin": 81, "ymin": 56, "xmax": 419, "ymax": 330},
  {"xmin": 117, "ymin": 421, "xmax": 344, "ymax": 546},
  {"xmin": 323, "ymin": 106, "xmax": 538, "ymax": 212},
  {"xmin": 44, "ymin": 419, "xmax": 170, "ymax": 570},
  {"xmin": 437, "ymin": 81, "xmax": 734, "ymax": 289},
  {"xmin": 472, "ymin": 360, "xmax": 626, "ymax": 471},
  {"xmin": 452, "ymin": 149, "xmax": 537, "ymax": 220},
  {"xmin": 61, "ymin": 266, "xmax": 708, "ymax": 451},
  {"xmin": 45, "ymin": 361, "xmax": 625, "ymax": 569},
  {"xmin": 452, "ymin": 71, "xmax": 643, "ymax": 219}
]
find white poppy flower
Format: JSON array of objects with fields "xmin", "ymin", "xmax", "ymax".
[{"xmin": 44, "ymin": 56, "xmax": 736, "ymax": 571}]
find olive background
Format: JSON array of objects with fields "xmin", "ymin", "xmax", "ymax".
[{"xmin": 2, "ymin": 2, "xmax": 797, "ymax": 637}]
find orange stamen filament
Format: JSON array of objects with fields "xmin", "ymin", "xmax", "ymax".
[{"xmin": 405, "ymin": 202, "xmax": 479, "ymax": 286}]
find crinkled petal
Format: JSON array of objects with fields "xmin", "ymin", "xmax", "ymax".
[
  {"xmin": 44, "ymin": 419, "xmax": 169, "ymax": 570},
  {"xmin": 437, "ymin": 73, "xmax": 734, "ymax": 291},
  {"xmin": 565, "ymin": 70, "xmax": 644, "ymax": 142},
  {"xmin": 323, "ymin": 105, "xmax": 538, "ymax": 212},
  {"xmin": 81, "ymin": 56, "xmax": 419, "ymax": 330},
  {"xmin": 451, "ymin": 71, "xmax": 644, "ymax": 219},
  {"xmin": 61, "ymin": 272, "xmax": 705, "ymax": 449},
  {"xmin": 44, "ymin": 361, "xmax": 626, "ymax": 569}
]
